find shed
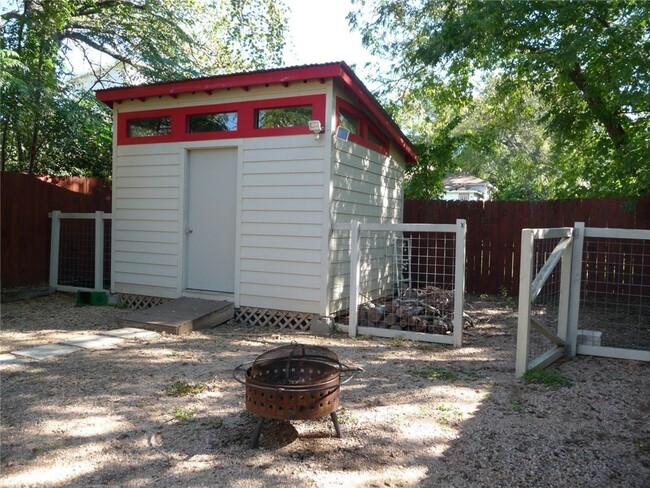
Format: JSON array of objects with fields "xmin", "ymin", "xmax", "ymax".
[{"xmin": 95, "ymin": 62, "xmax": 417, "ymax": 327}]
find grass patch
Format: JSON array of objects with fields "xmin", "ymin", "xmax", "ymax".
[
  {"xmin": 164, "ymin": 380, "xmax": 207, "ymax": 397},
  {"xmin": 172, "ymin": 406, "xmax": 195, "ymax": 421},
  {"xmin": 522, "ymin": 368, "xmax": 570, "ymax": 388},
  {"xmin": 410, "ymin": 367, "xmax": 480, "ymax": 382}
]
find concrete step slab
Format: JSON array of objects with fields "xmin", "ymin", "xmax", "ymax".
[
  {"xmin": 62, "ymin": 335, "xmax": 125, "ymax": 350},
  {"xmin": 0, "ymin": 353, "xmax": 29, "ymax": 367},
  {"xmin": 99, "ymin": 328, "xmax": 159, "ymax": 340},
  {"xmin": 12, "ymin": 344, "xmax": 81, "ymax": 360}
]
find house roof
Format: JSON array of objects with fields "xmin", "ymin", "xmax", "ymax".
[
  {"xmin": 95, "ymin": 62, "xmax": 417, "ymax": 162},
  {"xmin": 443, "ymin": 173, "xmax": 494, "ymax": 190}
]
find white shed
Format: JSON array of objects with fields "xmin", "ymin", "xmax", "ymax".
[{"xmin": 96, "ymin": 62, "xmax": 417, "ymax": 327}]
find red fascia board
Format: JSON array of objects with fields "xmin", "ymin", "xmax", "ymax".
[{"xmin": 96, "ymin": 64, "xmax": 344, "ymax": 106}]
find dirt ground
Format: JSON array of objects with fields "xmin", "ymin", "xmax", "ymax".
[{"xmin": 1, "ymin": 292, "xmax": 648, "ymax": 487}]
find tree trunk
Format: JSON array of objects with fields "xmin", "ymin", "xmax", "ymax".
[
  {"xmin": 567, "ymin": 63, "xmax": 626, "ymax": 149},
  {"xmin": 0, "ymin": 120, "xmax": 9, "ymax": 172}
]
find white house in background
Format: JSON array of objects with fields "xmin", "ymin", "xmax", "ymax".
[
  {"xmin": 442, "ymin": 174, "xmax": 494, "ymax": 201},
  {"xmin": 95, "ymin": 62, "xmax": 417, "ymax": 327}
]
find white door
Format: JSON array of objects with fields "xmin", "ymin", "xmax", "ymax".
[{"xmin": 185, "ymin": 148, "xmax": 237, "ymax": 292}]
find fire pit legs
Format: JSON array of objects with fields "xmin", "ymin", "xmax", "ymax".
[
  {"xmin": 250, "ymin": 417, "xmax": 264, "ymax": 449},
  {"xmin": 249, "ymin": 413, "xmax": 343, "ymax": 448},
  {"xmin": 330, "ymin": 412, "xmax": 342, "ymax": 438}
]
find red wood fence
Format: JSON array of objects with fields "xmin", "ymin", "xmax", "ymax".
[
  {"xmin": 3, "ymin": 171, "xmax": 648, "ymax": 297},
  {"xmin": 404, "ymin": 197, "xmax": 650, "ymax": 296},
  {"xmin": 1, "ymin": 172, "xmax": 111, "ymax": 288}
]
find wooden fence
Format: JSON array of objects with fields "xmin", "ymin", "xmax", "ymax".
[
  {"xmin": 3, "ymin": 170, "xmax": 648, "ymax": 297},
  {"xmin": 1, "ymin": 172, "xmax": 112, "ymax": 288},
  {"xmin": 404, "ymin": 196, "xmax": 650, "ymax": 296}
]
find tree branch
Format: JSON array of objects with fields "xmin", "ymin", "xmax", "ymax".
[
  {"xmin": 60, "ymin": 31, "xmax": 134, "ymax": 66},
  {"xmin": 566, "ymin": 63, "xmax": 626, "ymax": 148}
]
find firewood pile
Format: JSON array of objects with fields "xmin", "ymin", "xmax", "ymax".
[{"xmin": 357, "ymin": 286, "xmax": 474, "ymax": 334}]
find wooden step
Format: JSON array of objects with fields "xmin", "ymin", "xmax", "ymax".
[{"xmin": 118, "ymin": 297, "xmax": 234, "ymax": 335}]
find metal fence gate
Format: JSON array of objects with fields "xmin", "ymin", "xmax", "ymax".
[
  {"xmin": 332, "ymin": 220, "xmax": 467, "ymax": 347},
  {"xmin": 516, "ymin": 223, "xmax": 650, "ymax": 376}
]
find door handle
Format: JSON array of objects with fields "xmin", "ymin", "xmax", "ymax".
[{"xmin": 185, "ymin": 228, "xmax": 193, "ymax": 234}]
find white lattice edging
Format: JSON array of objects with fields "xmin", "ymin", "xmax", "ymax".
[
  {"xmin": 120, "ymin": 294, "xmax": 171, "ymax": 310},
  {"xmin": 235, "ymin": 307, "xmax": 314, "ymax": 330}
]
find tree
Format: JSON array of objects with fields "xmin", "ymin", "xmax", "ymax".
[
  {"xmin": 1, "ymin": 0, "xmax": 287, "ymax": 177},
  {"xmin": 351, "ymin": 0, "xmax": 650, "ymax": 199}
]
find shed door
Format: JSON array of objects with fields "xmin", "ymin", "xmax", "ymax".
[{"xmin": 185, "ymin": 148, "xmax": 237, "ymax": 292}]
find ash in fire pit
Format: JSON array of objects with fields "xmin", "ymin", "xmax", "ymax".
[{"xmin": 234, "ymin": 343, "xmax": 359, "ymax": 448}]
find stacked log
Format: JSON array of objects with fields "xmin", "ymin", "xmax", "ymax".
[{"xmin": 356, "ymin": 285, "xmax": 474, "ymax": 334}]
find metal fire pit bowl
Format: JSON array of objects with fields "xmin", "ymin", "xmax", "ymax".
[{"xmin": 234, "ymin": 343, "xmax": 360, "ymax": 448}]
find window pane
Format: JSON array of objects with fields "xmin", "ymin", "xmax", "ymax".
[
  {"xmin": 188, "ymin": 112, "xmax": 237, "ymax": 133},
  {"xmin": 256, "ymin": 105, "xmax": 312, "ymax": 129},
  {"xmin": 339, "ymin": 109, "xmax": 359, "ymax": 134},
  {"xmin": 368, "ymin": 128, "xmax": 384, "ymax": 147},
  {"xmin": 128, "ymin": 116, "xmax": 171, "ymax": 137}
]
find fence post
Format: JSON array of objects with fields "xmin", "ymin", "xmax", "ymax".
[
  {"xmin": 349, "ymin": 221, "xmax": 361, "ymax": 338},
  {"xmin": 452, "ymin": 219, "xmax": 467, "ymax": 348},
  {"xmin": 49, "ymin": 211, "xmax": 61, "ymax": 289},
  {"xmin": 556, "ymin": 228, "xmax": 574, "ymax": 348},
  {"xmin": 94, "ymin": 211, "xmax": 105, "ymax": 290},
  {"xmin": 515, "ymin": 229, "xmax": 535, "ymax": 377},
  {"xmin": 566, "ymin": 222, "xmax": 585, "ymax": 357}
]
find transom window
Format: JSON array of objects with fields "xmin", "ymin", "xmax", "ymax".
[
  {"xmin": 128, "ymin": 116, "xmax": 171, "ymax": 137},
  {"xmin": 338, "ymin": 109, "xmax": 359, "ymax": 134},
  {"xmin": 119, "ymin": 94, "xmax": 325, "ymax": 144},
  {"xmin": 336, "ymin": 98, "xmax": 388, "ymax": 154},
  {"xmin": 188, "ymin": 112, "xmax": 237, "ymax": 133},
  {"xmin": 255, "ymin": 105, "xmax": 312, "ymax": 129}
]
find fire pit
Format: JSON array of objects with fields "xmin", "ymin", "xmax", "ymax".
[{"xmin": 233, "ymin": 343, "xmax": 359, "ymax": 448}]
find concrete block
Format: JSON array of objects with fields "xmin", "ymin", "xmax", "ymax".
[
  {"xmin": 311, "ymin": 316, "xmax": 334, "ymax": 336},
  {"xmin": 577, "ymin": 329, "xmax": 602, "ymax": 347}
]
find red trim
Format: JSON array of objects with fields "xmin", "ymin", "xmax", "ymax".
[
  {"xmin": 97, "ymin": 62, "xmax": 417, "ymax": 161},
  {"xmin": 117, "ymin": 95, "xmax": 325, "ymax": 145},
  {"xmin": 336, "ymin": 98, "xmax": 389, "ymax": 156}
]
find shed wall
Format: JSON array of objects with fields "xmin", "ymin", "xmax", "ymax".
[{"xmin": 328, "ymin": 138, "xmax": 405, "ymax": 314}]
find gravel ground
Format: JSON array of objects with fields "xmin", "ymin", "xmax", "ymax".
[{"xmin": 1, "ymin": 292, "xmax": 648, "ymax": 487}]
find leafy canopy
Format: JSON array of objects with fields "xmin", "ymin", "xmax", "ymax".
[
  {"xmin": 1, "ymin": 0, "xmax": 287, "ymax": 177},
  {"xmin": 351, "ymin": 0, "xmax": 650, "ymax": 199}
]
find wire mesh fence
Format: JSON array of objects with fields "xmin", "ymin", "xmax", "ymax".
[
  {"xmin": 331, "ymin": 221, "xmax": 466, "ymax": 345},
  {"xmin": 577, "ymin": 232, "xmax": 650, "ymax": 352},
  {"xmin": 50, "ymin": 211, "xmax": 112, "ymax": 291},
  {"xmin": 527, "ymin": 236, "xmax": 565, "ymax": 363},
  {"xmin": 57, "ymin": 219, "xmax": 97, "ymax": 288}
]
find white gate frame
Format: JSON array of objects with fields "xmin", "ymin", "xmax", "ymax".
[
  {"xmin": 568, "ymin": 223, "xmax": 650, "ymax": 362},
  {"xmin": 339, "ymin": 219, "xmax": 467, "ymax": 347},
  {"xmin": 49, "ymin": 210, "xmax": 112, "ymax": 292},
  {"xmin": 516, "ymin": 223, "xmax": 650, "ymax": 376},
  {"xmin": 515, "ymin": 227, "xmax": 573, "ymax": 376}
]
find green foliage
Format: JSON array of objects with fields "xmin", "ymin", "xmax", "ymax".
[
  {"xmin": 164, "ymin": 380, "xmax": 207, "ymax": 397},
  {"xmin": 352, "ymin": 0, "xmax": 650, "ymax": 199},
  {"xmin": 172, "ymin": 406, "xmax": 196, "ymax": 421},
  {"xmin": 1, "ymin": 0, "xmax": 287, "ymax": 177},
  {"xmin": 410, "ymin": 367, "xmax": 480, "ymax": 382},
  {"xmin": 522, "ymin": 368, "xmax": 570, "ymax": 388}
]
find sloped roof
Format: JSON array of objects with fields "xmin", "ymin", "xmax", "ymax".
[
  {"xmin": 443, "ymin": 173, "xmax": 494, "ymax": 190},
  {"xmin": 95, "ymin": 62, "xmax": 417, "ymax": 162}
]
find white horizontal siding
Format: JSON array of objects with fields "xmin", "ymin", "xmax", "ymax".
[
  {"xmin": 239, "ymin": 135, "xmax": 327, "ymax": 314},
  {"xmin": 240, "ymin": 258, "xmax": 321, "ymax": 276},
  {"xmin": 241, "ymin": 210, "xmax": 322, "ymax": 225},
  {"xmin": 328, "ymin": 139, "xmax": 405, "ymax": 314},
  {"xmin": 113, "ymin": 143, "xmax": 181, "ymax": 297}
]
